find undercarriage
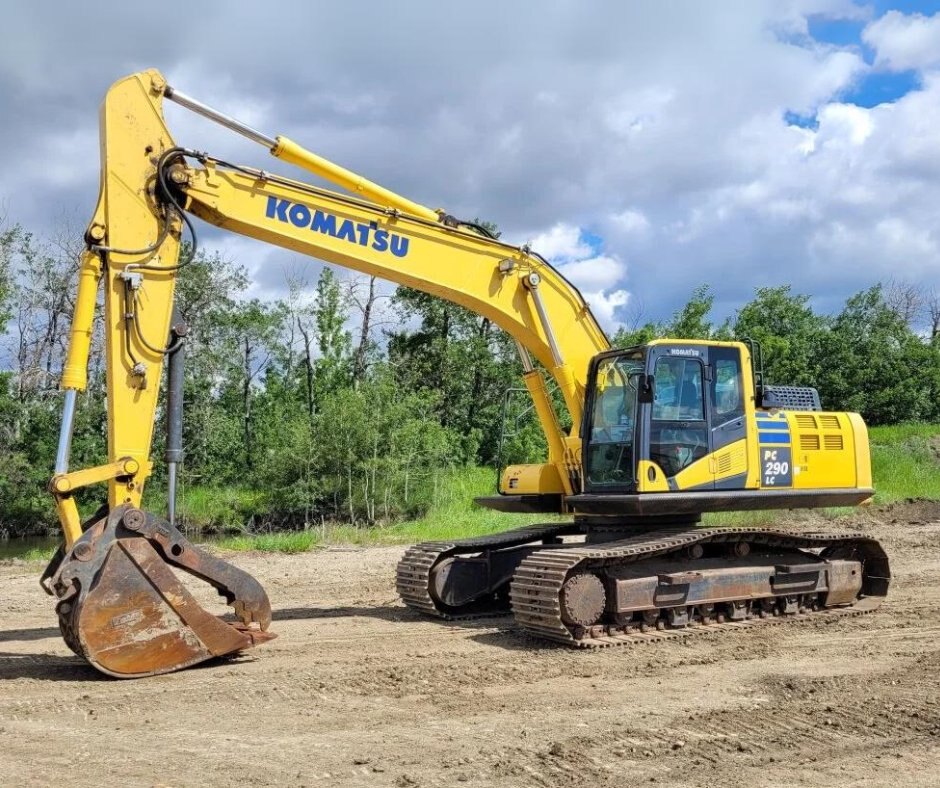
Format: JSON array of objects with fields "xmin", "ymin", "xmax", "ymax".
[{"xmin": 396, "ymin": 521, "xmax": 890, "ymax": 646}]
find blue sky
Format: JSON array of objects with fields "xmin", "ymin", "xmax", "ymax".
[
  {"xmin": 2, "ymin": 1, "xmax": 940, "ymax": 334},
  {"xmin": 809, "ymin": 11, "xmax": 920, "ymax": 107}
]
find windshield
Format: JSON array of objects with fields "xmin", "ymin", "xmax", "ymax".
[{"xmin": 585, "ymin": 354, "xmax": 644, "ymax": 488}]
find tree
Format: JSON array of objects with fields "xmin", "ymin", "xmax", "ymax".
[
  {"xmin": 664, "ymin": 284, "xmax": 714, "ymax": 339},
  {"xmin": 611, "ymin": 321, "xmax": 658, "ymax": 347},
  {"xmin": 733, "ymin": 286, "xmax": 827, "ymax": 387},
  {"xmin": 883, "ymin": 278, "xmax": 923, "ymax": 327},
  {"xmin": 388, "ymin": 286, "xmax": 523, "ymax": 464},
  {"xmin": 349, "ymin": 275, "xmax": 386, "ymax": 385},
  {"xmin": 385, "ymin": 221, "xmax": 524, "ymax": 464},
  {"xmin": 0, "ymin": 220, "xmax": 15, "ymax": 335},
  {"xmin": 170, "ymin": 248, "xmax": 250, "ymax": 485},
  {"xmin": 313, "ymin": 267, "xmax": 352, "ymax": 397},
  {"xmin": 816, "ymin": 286, "xmax": 934, "ymax": 424}
]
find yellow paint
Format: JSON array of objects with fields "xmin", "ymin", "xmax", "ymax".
[
  {"xmin": 848, "ymin": 413, "xmax": 872, "ymax": 488},
  {"xmin": 784, "ymin": 410, "xmax": 861, "ymax": 490},
  {"xmin": 272, "ymin": 137, "xmax": 441, "ymax": 223},
  {"xmin": 636, "ymin": 460, "xmax": 669, "ymax": 491},
  {"xmin": 501, "ymin": 463, "xmax": 564, "ymax": 496},
  {"xmin": 54, "ymin": 69, "xmax": 609, "ymax": 542},
  {"xmin": 54, "ymin": 496, "xmax": 83, "ymax": 548},
  {"xmin": 672, "ymin": 453, "xmax": 715, "ymax": 490},
  {"xmin": 519, "ymin": 369, "xmax": 570, "ymax": 490},
  {"xmin": 51, "ymin": 458, "xmax": 141, "ymax": 495},
  {"xmin": 713, "ymin": 439, "xmax": 748, "ymax": 482},
  {"xmin": 60, "ymin": 250, "xmax": 102, "ymax": 391}
]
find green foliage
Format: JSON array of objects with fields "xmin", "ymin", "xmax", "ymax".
[
  {"xmin": 387, "ymin": 284, "xmax": 523, "ymax": 464},
  {"xmin": 665, "ymin": 284, "xmax": 715, "ymax": 339},
  {"xmin": 0, "ymin": 222, "xmax": 17, "ymax": 334},
  {"xmin": 214, "ymin": 466, "xmax": 563, "ymax": 552},
  {"xmin": 816, "ymin": 286, "xmax": 937, "ymax": 424},
  {"xmin": 255, "ymin": 364, "xmax": 459, "ymax": 525},
  {"xmin": 612, "ymin": 322, "xmax": 659, "ymax": 348},
  {"xmin": 216, "ymin": 530, "xmax": 321, "ymax": 554},
  {"xmin": 732, "ymin": 286, "xmax": 826, "ymax": 387},
  {"xmin": 4, "ymin": 214, "xmax": 940, "ymax": 540},
  {"xmin": 313, "ymin": 267, "xmax": 352, "ymax": 395},
  {"xmin": 867, "ymin": 423, "xmax": 940, "ymax": 503},
  {"xmin": 612, "ymin": 284, "xmax": 716, "ymax": 346}
]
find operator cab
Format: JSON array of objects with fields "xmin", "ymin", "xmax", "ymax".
[{"xmin": 582, "ymin": 341, "xmax": 747, "ymax": 493}]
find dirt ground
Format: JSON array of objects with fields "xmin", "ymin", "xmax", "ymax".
[{"xmin": 2, "ymin": 503, "xmax": 939, "ymax": 788}]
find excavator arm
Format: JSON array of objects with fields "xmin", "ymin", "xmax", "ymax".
[{"xmin": 48, "ymin": 69, "xmax": 608, "ymax": 677}]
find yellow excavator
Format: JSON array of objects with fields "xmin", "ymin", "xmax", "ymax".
[{"xmin": 44, "ymin": 70, "xmax": 889, "ymax": 677}]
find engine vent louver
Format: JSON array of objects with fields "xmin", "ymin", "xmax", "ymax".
[
  {"xmin": 795, "ymin": 414, "xmax": 818, "ymax": 429},
  {"xmin": 800, "ymin": 434, "xmax": 821, "ymax": 451}
]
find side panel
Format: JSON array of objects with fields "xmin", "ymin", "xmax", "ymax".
[
  {"xmin": 500, "ymin": 463, "xmax": 565, "ymax": 495},
  {"xmin": 754, "ymin": 411, "xmax": 794, "ymax": 489},
  {"xmin": 786, "ymin": 411, "xmax": 859, "ymax": 490},
  {"xmin": 848, "ymin": 413, "xmax": 873, "ymax": 489},
  {"xmin": 747, "ymin": 409, "xmax": 862, "ymax": 491}
]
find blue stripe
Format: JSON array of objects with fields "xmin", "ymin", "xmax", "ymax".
[
  {"xmin": 756, "ymin": 421, "xmax": 789, "ymax": 431},
  {"xmin": 758, "ymin": 432, "xmax": 791, "ymax": 444}
]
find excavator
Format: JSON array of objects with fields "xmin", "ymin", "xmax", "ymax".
[{"xmin": 43, "ymin": 70, "xmax": 890, "ymax": 677}]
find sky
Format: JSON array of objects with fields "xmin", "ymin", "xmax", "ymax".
[{"xmin": 2, "ymin": 0, "xmax": 940, "ymax": 332}]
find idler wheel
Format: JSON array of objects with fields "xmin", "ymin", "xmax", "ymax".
[{"xmin": 560, "ymin": 572, "xmax": 606, "ymax": 627}]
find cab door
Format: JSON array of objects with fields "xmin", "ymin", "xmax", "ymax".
[
  {"xmin": 647, "ymin": 349, "xmax": 712, "ymax": 488},
  {"xmin": 708, "ymin": 345, "xmax": 748, "ymax": 489}
]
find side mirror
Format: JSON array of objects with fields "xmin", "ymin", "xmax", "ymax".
[{"xmin": 638, "ymin": 373, "xmax": 655, "ymax": 404}]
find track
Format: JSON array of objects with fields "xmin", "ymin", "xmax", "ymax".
[
  {"xmin": 510, "ymin": 527, "xmax": 889, "ymax": 646},
  {"xmin": 399, "ymin": 523, "xmax": 890, "ymax": 647},
  {"xmin": 395, "ymin": 521, "xmax": 580, "ymax": 618}
]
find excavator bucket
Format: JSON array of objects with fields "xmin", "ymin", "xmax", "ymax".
[{"xmin": 45, "ymin": 506, "xmax": 274, "ymax": 678}]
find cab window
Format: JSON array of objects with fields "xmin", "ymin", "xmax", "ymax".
[
  {"xmin": 710, "ymin": 346, "xmax": 744, "ymax": 422},
  {"xmin": 650, "ymin": 355, "xmax": 708, "ymax": 478},
  {"xmin": 652, "ymin": 356, "xmax": 705, "ymax": 421},
  {"xmin": 585, "ymin": 354, "xmax": 643, "ymax": 488}
]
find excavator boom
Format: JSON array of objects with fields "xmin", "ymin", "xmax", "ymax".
[
  {"xmin": 49, "ymin": 70, "xmax": 608, "ymax": 677},
  {"xmin": 47, "ymin": 70, "xmax": 889, "ymax": 677}
]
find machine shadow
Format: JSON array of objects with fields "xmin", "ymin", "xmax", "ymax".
[
  {"xmin": 0, "ymin": 650, "xmax": 107, "ymax": 682},
  {"xmin": 468, "ymin": 630, "xmax": 564, "ymax": 651},
  {"xmin": 272, "ymin": 604, "xmax": 515, "ymax": 631},
  {"xmin": 0, "ymin": 625, "xmax": 62, "ymax": 643},
  {"xmin": 0, "ymin": 611, "xmax": 547, "ymax": 681}
]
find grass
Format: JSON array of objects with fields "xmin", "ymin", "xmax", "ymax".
[
  {"xmin": 215, "ymin": 423, "xmax": 940, "ymax": 554},
  {"xmin": 212, "ymin": 467, "xmax": 562, "ymax": 553},
  {"xmin": 868, "ymin": 422, "xmax": 940, "ymax": 503},
  {"xmin": 8, "ymin": 424, "xmax": 940, "ymax": 560},
  {"xmin": 148, "ymin": 485, "xmax": 269, "ymax": 532},
  {"xmin": 214, "ymin": 531, "xmax": 321, "ymax": 554}
]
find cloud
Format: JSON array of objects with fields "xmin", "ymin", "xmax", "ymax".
[
  {"xmin": 561, "ymin": 256, "xmax": 631, "ymax": 330},
  {"xmin": 0, "ymin": 1, "xmax": 937, "ymax": 332},
  {"xmin": 558, "ymin": 254, "xmax": 627, "ymax": 292},
  {"xmin": 610, "ymin": 209, "xmax": 651, "ymax": 236},
  {"xmin": 864, "ymin": 10, "xmax": 940, "ymax": 72},
  {"xmin": 529, "ymin": 223, "xmax": 592, "ymax": 262},
  {"xmin": 531, "ymin": 223, "xmax": 630, "ymax": 329}
]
